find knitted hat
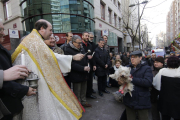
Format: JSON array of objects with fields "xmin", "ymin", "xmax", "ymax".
[{"xmin": 155, "ymin": 56, "xmax": 164, "ymax": 65}]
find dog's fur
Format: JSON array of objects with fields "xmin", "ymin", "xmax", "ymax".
[{"xmin": 109, "ymin": 66, "xmax": 134, "ymax": 97}]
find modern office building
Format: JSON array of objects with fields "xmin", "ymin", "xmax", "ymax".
[
  {"xmin": 0, "ymin": 0, "xmax": 95, "ymax": 51},
  {"xmin": 20, "ymin": 0, "xmax": 94, "ymax": 45}
]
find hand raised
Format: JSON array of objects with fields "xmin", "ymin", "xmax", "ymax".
[{"xmin": 73, "ymin": 54, "xmax": 84, "ymax": 61}]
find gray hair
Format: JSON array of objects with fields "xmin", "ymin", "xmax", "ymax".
[
  {"xmin": 89, "ymin": 32, "xmax": 94, "ymax": 36},
  {"xmin": 72, "ymin": 35, "xmax": 81, "ymax": 42}
]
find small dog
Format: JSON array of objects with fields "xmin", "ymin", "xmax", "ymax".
[{"xmin": 109, "ymin": 66, "xmax": 134, "ymax": 97}]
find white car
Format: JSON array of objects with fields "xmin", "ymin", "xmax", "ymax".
[{"xmin": 152, "ymin": 49, "xmax": 165, "ymax": 58}]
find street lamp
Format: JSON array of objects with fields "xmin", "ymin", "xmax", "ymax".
[{"xmin": 129, "ymin": 0, "xmax": 148, "ymax": 49}]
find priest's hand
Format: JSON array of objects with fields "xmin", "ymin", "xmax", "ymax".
[
  {"xmin": 84, "ymin": 66, "xmax": 90, "ymax": 72},
  {"xmin": 3, "ymin": 65, "xmax": 29, "ymax": 81},
  {"xmin": 26, "ymin": 87, "xmax": 36, "ymax": 96},
  {"xmin": 73, "ymin": 54, "xmax": 84, "ymax": 61}
]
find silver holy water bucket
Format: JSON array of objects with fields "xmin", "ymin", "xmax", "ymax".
[{"xmin": 26, "ymin": 72, "xmax": 39, "ymax": 89}]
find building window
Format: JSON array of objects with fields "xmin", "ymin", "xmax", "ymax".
[
  {"xmin": 100, "ymin": 2, "xmax": 105, "ymax": 20},
  {"xmin": 113, "ymin": 0, "xmax": 116, "ymax": 5},
  {"xmin": 108, "ymin": 9, "xmax": 112, "ymax": 24},
  {"xmin": 118, "ymin": 2, "xmax": 120, "ymax": 10},
  {"xmin": 114, "ymin": 14, "xmax": 117, "ymax": 27},
  {"xmin": 119, "ymin": 17, "xmax": 121, "ymax": 29},
  {"xmin": 3, "ymin": 1, "xmax": 12, "ymax": 21}
]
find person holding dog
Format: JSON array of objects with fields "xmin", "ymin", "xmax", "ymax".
[{"xmin": 118, "ymin": 51, "xmax": 153, "ymax": 120}]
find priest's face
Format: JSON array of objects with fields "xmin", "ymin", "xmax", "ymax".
[{"xmin": 43, "ymin": 23, "xmax": 53, "ymax": 40}]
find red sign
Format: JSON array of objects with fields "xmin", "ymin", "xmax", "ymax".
[
  {"xmin": 54, "ymin": 33, "xmax": 82, "ymax": 44},
  {"xmin": 13, "ymin": 23, "xmax": 17, "ymax": 28},
  {"xmin": 99, "ymin": 23, "xmax": 102, "ymax": 28}
]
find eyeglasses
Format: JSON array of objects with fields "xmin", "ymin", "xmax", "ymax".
[{"xmin": 74, "ymin": 41, "xmax": 82, "ymax": 45}]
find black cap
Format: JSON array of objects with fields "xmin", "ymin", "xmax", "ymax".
[{"xmin": 130, "ymin": 51, "xmax": 142, "ymax": 57}]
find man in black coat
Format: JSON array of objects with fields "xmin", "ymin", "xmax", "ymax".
[
  {"xmin": 95, "ymin": 38, "xmax": 110, "ymax": 97},
  {"xmin": 118, "ymin": 51, "xmax": 153, "ymax": 120},
  {"xmin": 0, "ymin": 21, "xmax": 36, "ymax": 120},
  {"xmin": 81, "ymin": 32, "xmax": 97, "ymax": 99},
  {"xmin": 64, "ymin": 35, "xmax": 92, "ymax": 107},
  {"xmin": 88, "ymin": 32, "xmax": 98, "ymax": 94},
  {"xmin": 60, "ymin": 32, "xmax": 73, "ymax": 87}
]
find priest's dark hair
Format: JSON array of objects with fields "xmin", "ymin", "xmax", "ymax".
[
  {"xmin": 34, "ymin": 21, "xmax": 48, "ymax": 30},
  {"xmin": 167, "ymin": 56, "xmax": 180, "ymax": 68}
]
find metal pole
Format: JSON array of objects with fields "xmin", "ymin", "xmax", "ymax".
[{"xmin": 138, "ymin": 1, "xmax": 141, "ymax": 49}]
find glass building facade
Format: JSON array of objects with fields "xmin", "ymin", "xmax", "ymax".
[{"xmin": 20, "ymin": 0, "xmax": 94, "ymax": 33}]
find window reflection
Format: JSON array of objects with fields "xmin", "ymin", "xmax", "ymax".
[{"xmin": 21, "ymin": 0, "xmax": 94, "ymax": 33}]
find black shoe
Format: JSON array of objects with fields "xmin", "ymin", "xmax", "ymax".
[
  {"xmin": 87, "ymin": 95, "xmax": 97, "ymax": 99},
  {"xmin": 99, "ymin": 91, "xmax": 103, "ymax": 97},
  {"xmin": 102, "ymin": 90, "xmax": 110, "ymax": 94},
  {"xmin": 106, "ymin": 84, "xmax": 111, "ymax": 88},
  {"xmin": 92, "ymin": 89, "xmax": 96, "ymax": 94}
]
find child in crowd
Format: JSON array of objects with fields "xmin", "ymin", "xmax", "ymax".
[{"xmin": 109, "ymin": 59, "xmax": 122, "ymax": 87}]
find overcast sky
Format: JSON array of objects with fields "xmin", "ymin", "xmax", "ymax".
[{"xmin": 141, "ymin": 0, "xmax": 173, "ymax": 46}]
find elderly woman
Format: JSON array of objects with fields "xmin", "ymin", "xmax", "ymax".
[{"xmin": 153, "ymin": 56, "xmax": 180, "ymax": 120}]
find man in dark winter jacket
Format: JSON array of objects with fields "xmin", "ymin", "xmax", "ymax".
[
  {"xmin": 150, "ymin": 56, "xmax": 164, "ymax": 120},
  {"xmin": 64, "ymin": 35, "xmax": 92, "ymax": 107},
  {"xmin": 0, "ymin": 20, "xmax": 36, "ymax": 120},
  {"xmin": 81, "ymin": 32, "xmax": 97, "ymax": 99},
  {"xmin": 95, "ymin": 38, "xmax": 111, "ymax": 97},
  {"xmin": 118, "ymin": 51, "xmax": 153, "ymax": 120},
  {"xmin": 60, "ymin": 32, "xmax": 73, "ymax": 87},
  {"xmin": 60, "ymin": 32, "xmax": 73, "ymax": 53}
]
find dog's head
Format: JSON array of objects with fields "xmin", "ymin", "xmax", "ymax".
[{"xmin": 109, "ymin": 66, "xmax": 131, "ymax": 82}]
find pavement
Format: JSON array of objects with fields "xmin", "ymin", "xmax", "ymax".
[{"xmin": 80, "ymin": 79, "xmax": 125, "ymax": 120}]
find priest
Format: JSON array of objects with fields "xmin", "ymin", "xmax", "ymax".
[{"xmin": 12, "ymin": 19, "xmax": 85, "ymax": 120}]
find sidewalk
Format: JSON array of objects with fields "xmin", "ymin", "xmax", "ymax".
[{"xmin": 80, "ymin": 79, "xmax": 125, "ymax": 120}]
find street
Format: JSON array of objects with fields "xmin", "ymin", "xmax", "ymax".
[{"xmin": 80, "ymin": 79, "xmax": 125, "ymax": 120}]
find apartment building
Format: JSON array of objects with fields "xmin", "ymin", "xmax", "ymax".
[
  {"xmin": 166, "ymin": 0, "xmax": 179, "ymax": 43},
  {"xmin": 0, "ymin": 0, "xmax": 24, "ymax": 53},
  {"xmin": 156, "ymin": 31, "xmax": 166, "ymax": 48},
  {"xmin": 93, "ymin": 0, "xmax": 124, "ymax": 53}
]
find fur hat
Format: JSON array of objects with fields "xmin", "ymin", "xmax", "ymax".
[{"xmin": 155, "ymin": 56, "xmax": 164, "ymax": 65}]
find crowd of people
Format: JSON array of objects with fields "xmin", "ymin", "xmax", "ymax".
[{"xmin": 0, "ymin": 18, "xmax": 180, "ymax": 120}]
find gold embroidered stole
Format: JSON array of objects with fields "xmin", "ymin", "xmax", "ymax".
[{"xmin": 12, "ymin": 29, "xmax": 84, "ymax": 119}]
